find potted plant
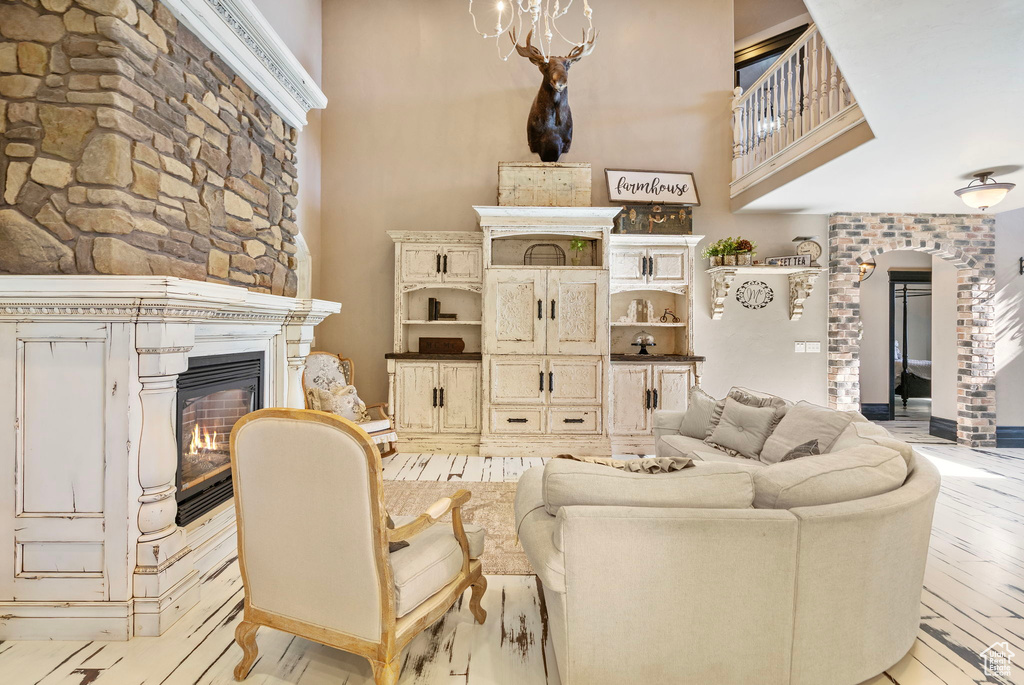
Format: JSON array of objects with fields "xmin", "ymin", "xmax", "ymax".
[
  {"xmin": 569, "ymin": 238, "xmax": 587, "ymax": 266},
  {"xmin": 701, "ymin": 239, "xmax": 725, "ymax": 266},
  {"xmin": 720, "ymin": 237, "xmax": 739, "ymax": 266},
  {"xmin": 735, "ymin": 238, "xmax": 757, "ymax": 266}
]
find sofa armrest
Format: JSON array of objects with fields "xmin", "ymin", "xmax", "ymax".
[{"xmin": 652, "ymin": 409, "xmax": 687, "ymax": 439}]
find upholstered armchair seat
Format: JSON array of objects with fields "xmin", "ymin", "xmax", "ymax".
[{"xmin": 390, "ymin": 517, "xmax": 485, "ymax": 617}]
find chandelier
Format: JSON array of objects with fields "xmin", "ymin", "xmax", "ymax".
[{"xmin": 469, "ymin": 0, "xmax": 595, "ymax": 60}]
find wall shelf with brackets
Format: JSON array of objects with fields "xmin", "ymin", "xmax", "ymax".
[{"xmin": 706, "ymin": 265, "xmax": 823, "ymax": 321}]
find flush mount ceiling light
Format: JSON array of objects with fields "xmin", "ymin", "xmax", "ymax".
[{"xmin": 954, "ymin": 171, "xmax": 1015, "ymax": 210}]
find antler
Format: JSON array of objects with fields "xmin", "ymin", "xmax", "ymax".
[
  {"xmin": 566, "ymin": 29, "xmax": 597, "ymax": 63},
  {"xmin": 510, "ymin": 28, "xmax": 547, "ymax": 65}
]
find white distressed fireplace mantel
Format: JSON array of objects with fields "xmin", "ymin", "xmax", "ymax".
[{"xmin": 0, "ymin": 277, "xmax": 339, "ymax": 640}]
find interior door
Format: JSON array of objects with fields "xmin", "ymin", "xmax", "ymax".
[
  {"xmin": 610, "ymin": 364, "xmax": 652, "ymax": 435},
  {"xmin": 546, "ymin": 270, "xmax": 608, "ymax": 356},
  {"xmin": 653, "ymin": 365, "xmax": 693, "ymax": 413},
  {"xmin": 647, "ymin": 248, "xmax": 688, "ymax": 284},
  {"xmin": 395, "ymin": 362, "xmax": 439, "ymax": 432},
  {"xmin": 439, "ymin": 363, "xmax": 481, "ymax": 433},
  {"xmin": 442, "ymin": 246, "xmax": 482, "ymax": 284},
  {"xmin": 484, "ymin": 270, "xmax": 546, "ymax": 355},
  {"xmin": 609, "ymin": 247, "xmax": 646, "ymax": 283},
  {"xmin": 546, "ymin": 357, "xmax": 603, "ymax": 405},
  {"xmin": 489, "ymin": 357, "xmax": 546, "ymax": 405},
  {"xmin": 400, "ymin": 243, "xmax": 442, "ymax": 284}
]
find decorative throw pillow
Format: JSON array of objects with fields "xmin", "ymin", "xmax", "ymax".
[
  {"xmin": 780, "ymin": 439, "xmax": 820, "ymax": 462},
  {"xmin": 759, "ymin": 401, "xmax": 858, "ymax": 464},
  {"xmin": 307, "ymin": 384, "xmax": 370, "ymax": 423},
  {"xmin": 678, "ymin": 386, "xmax": 719, "ymax": 439},
  {"xmin": 705, "ymin": 397, "xmax": 780, "ymax": 459},
  {"xmin": 385, "ymin": 513, "xmax": 410, "ymax": 553},
  {"xmin": 706, "ymin": 386, "xmax": 790, "ymax": 439}
]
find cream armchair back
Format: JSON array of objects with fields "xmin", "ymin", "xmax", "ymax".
[{"xmin": 229, "ymin": 409, "xmax": 486, "ymax": 684}]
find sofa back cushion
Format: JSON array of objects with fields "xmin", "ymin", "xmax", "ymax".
[
  {"xmin": 753, "ymin": 445, "xmax": 908, "ymax": 509},
  {"xmin": 706, "ymin": 397, "xmax": 780, "ymax": 459},
  {"xmin": 678, "ymin": 385, "xmax": 719, "ymax": 439},
  {"xmin": 830, "ymin": 420, "xmax": 916, "ymax": 472},
  {"xmin": 759, "ymin": 401, "xmax": 859, "ymax": 464},
  {"xmin": 542, "ymin": 458, "xmax": 758, "ymax": 515}
]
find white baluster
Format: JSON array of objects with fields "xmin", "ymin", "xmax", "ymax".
[
  {"xmin": 801, "ymin": 41, "xmax": 811, "ymax": 133},
  {"xmin": 829, "ymin": 50, "xmax": 839, "ymax": 115},
  {"xmin": 810, "ymin": 32, "xmax": 819, "ymax": 129},
  {"xmin": 819, "ymin": 37, "xmax": 829, "ymax": 122},
  {"xmin": 787, "ymin": 55, "xmax": 797, "ymax": 142},
  {"xmin": 731, "ymin": 86, "xmax": 744, "ymax": 181},
  {"xmin": 772, "ymin": 72, "xmax": 781, "ymax": 155}
]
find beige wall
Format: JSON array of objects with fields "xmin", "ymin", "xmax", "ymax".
[
  {"xmin": 735, "ymin": 0, "xmax": 809, "ymax": 45},
  {"xmin": 859, "ymin": 251, "xmax": 933, "ymax": 405},
  {"xmin": 995, "ymin": 207, "xmax": 1024, "ymax": 426},
  {"xmin": 252, "ymin": 0, "xmax": 324, "ymax": 296},
  {"xmin": 319, "ymin": 0, "xmax": 828, "ymax": 404}
]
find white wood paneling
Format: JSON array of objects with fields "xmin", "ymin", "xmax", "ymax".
[
  {"xmin": 610, "ymin": 364, "xmax": 652, "ymax": 435},
  {"xmin": 485, "ymin": 271, "xmax": 546, "ymax": 355},
  {"xmin": 443, "ymin": 245, "xmax": 483, "ymax": 284},
  {"xmin": 395, "ymin": 362, "xmax": 440, "ymax": 432},
  {"xmin": 439, "ymin": 363, "xmax": 481, "ymax": 433},
  {"xmin": 546, "ymin": 270, "xmax": 608, "ymax": 355}
]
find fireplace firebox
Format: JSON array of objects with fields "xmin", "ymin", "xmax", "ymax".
[{"xmin": 175, "ymin": 352, "xmax": 264, "ymax": 526}]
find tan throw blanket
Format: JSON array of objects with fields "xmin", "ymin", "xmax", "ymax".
[{"xmin": 555, "ymin": 454, "xmax": 693, "ymax": 473}]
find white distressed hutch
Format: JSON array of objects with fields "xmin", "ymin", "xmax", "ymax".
[{"xmin": 387, "ymin": 211, "xmax": 704, "ymax": 456}]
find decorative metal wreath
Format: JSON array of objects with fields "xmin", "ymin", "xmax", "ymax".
[{"xmin": 735, "ymin": 280, "xmax": 774, "ymax": 310}]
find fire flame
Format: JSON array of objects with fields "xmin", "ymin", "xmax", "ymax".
[{"xmin": 187, "ymin": 423, "xmax": 218, "ymax": 456}]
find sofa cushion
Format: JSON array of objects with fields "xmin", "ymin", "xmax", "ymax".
[
  {"xmin": 541, "ymin": 458, "xmax": 756, "ymax": 515},
  {"xmin": 708, "ymin": 387, "xmax": 791, "ymax": 436},
  {"xmin": 678, "ymin": 386, "xmax": 719, "ymax": 439},
  {"xmin": 759, "ymin": 401, "xmax": 859, "ymax": 464},
  {"xmin": 657, "ymin": 434, "xmax": 734, "ymax": 460},
  {"xmin": 780, "ymin": 439, "xmax": 821, "ymax": 462},
  {"xmin": 390, "ymin": 517, "xmax": 485, "ymax": 617},
  {"xmin": 830, "ymin": 420, "xmax": 916, "ymax": 472},
  {"xmin": 752, "ymin": 445, "xmax": 908, "ymax": 509},
  {"xmin": 706, "ymin": 397, "xmax": 779, "ymax": 459},
  {"xmin": 691, "ymin": 449, "xmax": 765, "ymax": 466}
]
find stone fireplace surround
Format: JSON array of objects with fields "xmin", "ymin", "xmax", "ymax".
[
  {"xmin": 0, "ymin": 0, "xmax": 325, "ymax": 295},
  {"xmin": 0, "ymin": 276, "xmax": 339, "ymax": 640}
]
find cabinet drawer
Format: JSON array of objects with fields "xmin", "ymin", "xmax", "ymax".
[
  {"xmin": 548, "ymin": 407, "xmax": 602, "ymax": 434},
  {"xmin": 490, "ymin": 408, "xmax": 544, "ymax": 434}
]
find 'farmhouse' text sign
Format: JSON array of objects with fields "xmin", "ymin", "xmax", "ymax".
[{"xmin": 605, "ymin": 169, "xmax": 700, "ymax": 205}]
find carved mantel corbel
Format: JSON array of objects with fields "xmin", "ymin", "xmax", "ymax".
[
  {"xmin": 788, "ymin": 270, "xmax": 820, "ymax": 321},
  {"xmin": 710, "ymin": 269, "xmax": 737, "ymax": 320}
]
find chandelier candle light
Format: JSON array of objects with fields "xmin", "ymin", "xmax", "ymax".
[{"xmin": 469, "ymin": 0, "xmax": 595, "ymax": 60}]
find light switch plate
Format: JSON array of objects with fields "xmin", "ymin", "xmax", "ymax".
[
  {"xmin": 806, "ymin": 341, "xmax": 821, "ymax": 353},
  {"xmin": 794, "ymin": 341, "xmax": 806, "ymax": 353}
]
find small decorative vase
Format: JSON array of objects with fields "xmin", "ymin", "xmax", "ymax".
[
  {"xmin": 724, "ymin": 254, "xmax": 738, "ymax": 266},
  {"xmin": 711, "ymin": 256, "xmax": 723, "ymax": 267},
  {"xmin": 737, "ymin": 253, "xmax": 752, "ymax": 266},
  {"xmin": 571, "ymin": 256, "xmax": 581, "ymax": 266}
]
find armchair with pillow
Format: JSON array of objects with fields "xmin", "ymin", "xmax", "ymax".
[{"xmin": 515, "ymin": 386, "xmax": 940, "ymax": 685}]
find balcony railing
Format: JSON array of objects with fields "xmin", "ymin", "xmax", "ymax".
[{"xmin": 731, "ymin": 24, "xmax": 863, "ymax": 192}]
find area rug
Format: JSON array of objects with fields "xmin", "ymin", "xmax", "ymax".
[{"xmin": 382, "ymin": 480, "xmax": 533, "ymax": 575}]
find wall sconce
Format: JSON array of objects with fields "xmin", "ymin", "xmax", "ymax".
[
  {"xmin": 954, "ymin": 171, "xmax": 1015, "ymax": 210},
  {"xmin": 859, "ymin": 260, "xmax": 877, "ymax": 282}
]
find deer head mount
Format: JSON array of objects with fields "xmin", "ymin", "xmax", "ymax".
[{"xmin": 511, "ymin": 29, "xmax": 597, "ymax": 163}]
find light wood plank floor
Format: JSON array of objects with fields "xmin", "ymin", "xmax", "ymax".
[{"xmin": 2, "ymin": 443, "xmax": 1021, "ymax": 685}]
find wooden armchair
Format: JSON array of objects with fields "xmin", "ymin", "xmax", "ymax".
[
  {"xmin": 229, "ymin": 409, "xmax": 487, "ymax": 685},
  {"xmin": 302, "ymin": 351, "xmax": 397, "ymax": 456}
]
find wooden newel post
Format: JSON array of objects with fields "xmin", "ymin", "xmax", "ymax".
[{"xmin": 731, "ymin": 86, "xmax": 745, "ymax": 181}]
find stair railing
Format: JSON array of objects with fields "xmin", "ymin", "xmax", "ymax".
[{"xmin": 732, "ymin": 24, "xmax": 855, "ymax": 183}]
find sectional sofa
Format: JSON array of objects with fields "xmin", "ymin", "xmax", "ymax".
[{"xmin": 514, "ymin": 387, "xmax": 941, "ymax": 685}]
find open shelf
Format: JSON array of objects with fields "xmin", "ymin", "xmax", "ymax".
[
  {"xmin": 489, "ymin": 234, "xmax": 602, "ymax": 268},
  {"xmin": 402, "ymin": 320, "xmax": 482, "ymax": 326},
  {"xmin": 611, "ymin": 321, "xmax": 686, "ymax": 328},
  {"xmin": 706, "ymin": 264, "xmax": 822, "ymax": 275}
]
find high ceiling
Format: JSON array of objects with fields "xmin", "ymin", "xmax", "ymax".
[
  {"xmin": 739, "ymin": 0, "xmax": 1024, "ymax": 215},
  {"xmin": 734, "ymin": 0, "xmax": 808, "ymax": 44}
]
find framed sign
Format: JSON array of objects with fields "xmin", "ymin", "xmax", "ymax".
[
  {"xmin": 765, "ymin": 254, "xmax": 812, "ymax": 268},
  {"xmin": 605, "ymin": 169, "xmax": 700, "ymax": 206}
]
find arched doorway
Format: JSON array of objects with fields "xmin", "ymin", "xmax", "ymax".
[{"xmin": 827, "ymin": 213, "xmax": 996, "ymax": 447}]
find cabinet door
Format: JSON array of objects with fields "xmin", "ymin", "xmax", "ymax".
[
  {"xmin": 647, "ymin": 248, "xmax": 688, "ymax": 285},
  {"xmin": 442, "ymin": 245, "xmax": 482, "ymax": 284},
  {"xmin": 490, "ymin": 357, "xmax": 546, "ymax": 405},
  {"xmin": 439, "ymin": 363, "xmax": 481, "ymax": 433},
  {"xmin": 653, "ymin": 365, "xmax": 694, "ymax": 413},
  {"xmin": 609, "ymin": 247, "xmax": 646, "ymax": 283},
  {"xmin": 395, "ymin": 362, "xmax": 439, "ymax": 432},
  {"xmin": 484, "ymin": 271, "xmax": 546, "ymax": 355},
  {"xmin": 400, "ymin": 243, "xmax": 442, "ymax": 284},
  {"xmin": 610, "ymin": 364, "xmax": 652, "ymax": 435},
  {"xmin": 547, "ymin": 270, "xmax": 608, "ymax": 356},
  {"xmin": 547, "ymin": 357, "xmax": 603, "ymax": 405}
]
